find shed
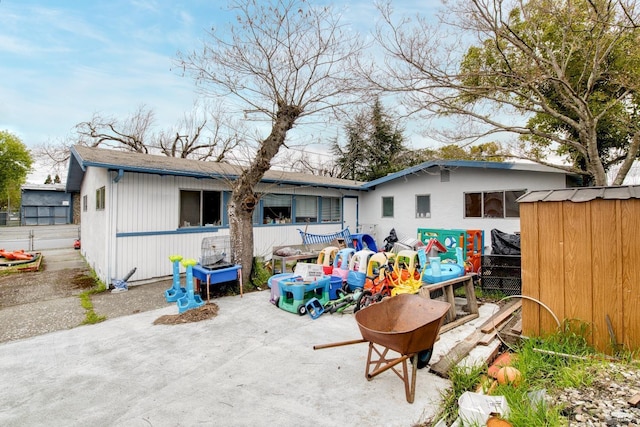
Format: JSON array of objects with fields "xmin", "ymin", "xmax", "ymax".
[
  {"xmin": 20, "ymin": 184, "xmax": 74, "ymax": 225},
  {"xmin": 518, "ymin": 185, "xmax": 640, "ymax": 355}
]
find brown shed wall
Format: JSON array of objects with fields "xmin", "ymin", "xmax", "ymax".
[{"xmin": 520, "ymin": 199, "xmax": 640, "ymax": 355}]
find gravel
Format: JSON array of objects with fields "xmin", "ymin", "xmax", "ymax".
[{"xmin": 551, "ymin": 362, "xmax": 640, "ymax": 426}]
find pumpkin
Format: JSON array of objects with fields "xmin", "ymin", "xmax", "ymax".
[{"xmin": 495, "ymin": 366, "xmax": 522, "ymax": 386}]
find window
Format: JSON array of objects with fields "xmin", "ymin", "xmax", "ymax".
[
  {"xmin": 321, "ymin": 197, "xmax": 341, "ymax": 223},
  {"xmin": 179, "ymin": 190, "xmax": 222, "ymax": 227},
  {"xmin": 295, "ymin": 195, "xmax": 318, "ymax": 223},
  {"xmin": 262, "ymin": 194, "xmax": 292, "ymax": 224},
  {"xmin": 96, "ymin": 187, "xmax": 105, "ymax": 210},
  {"xmin": 82, "ymin": 195, "xmax": 88, "ymax": 212},
  {"xmin": 255, "ymin": 194, "xmax": 342, "ymax": 225},
  {"xmin": 464, "ymin": 190, "xmax": 526, "ymax": 218},
  {"xmin": 382, "ymin": 197, "xmax": 394, "ymax": 218},
  {"xmin": 505, "ymin": 191, "xmax": 524, "ymax": 217},
  {"xmin": 416, "ymin": 195, "xmax": 431, "ymax": 218}
]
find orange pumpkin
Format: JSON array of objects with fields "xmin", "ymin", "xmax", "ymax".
[{"xmin": 495, "ymin": 366, "xmax": 522, "ymax": 386}]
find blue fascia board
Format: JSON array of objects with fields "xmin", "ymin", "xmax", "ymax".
[{"xmin": 360, "ymin": 160, "xmax": 544, "ymax": 188}]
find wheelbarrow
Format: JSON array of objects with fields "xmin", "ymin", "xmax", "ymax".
[{"xmin": 314, "ymin": 294, "xmax": 451, "ymax": 403}]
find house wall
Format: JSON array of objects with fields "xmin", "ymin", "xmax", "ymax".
[
  {"xmin": 82, "ymin": 170, "xmax": 359, "ymax": 283},
  {"xmin": 520, "ymin": 199, "xmax": 640, "ymax": 355},
  {"xmin": 358, "ymin": 167, "xmax": 567, "ymax": 250},
  {"xmin": 79, "ymin": 168, "xmax": 110, "ymax": 282}
]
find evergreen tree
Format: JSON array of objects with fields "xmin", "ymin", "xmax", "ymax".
[{"xmin": 334, "ymin": 99, "xmax": 407, "ymax": 181}]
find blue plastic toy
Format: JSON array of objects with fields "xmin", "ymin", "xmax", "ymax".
[
  {"xmin": 177, "ymin": 258, "xmax": 205, "ymax": 313},
  {"xmin": 165, "ymin": 255, "xmax": 187, "ymax": 302},
  {"xmin": 305, "ymin": 297, "xmax": 324, "ymax": 319}
]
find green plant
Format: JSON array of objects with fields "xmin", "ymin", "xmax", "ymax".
[
  {"xmin": 249, "ymin": 256, "xmax": 271, "ymax": 291},
  {"xmin": 78, "ymin": 274, "xmax": 107, "ymax": 325},
  {"xmin": 433, "ymin": 319, "xmax": 603, "ymax": 427},
  {"xmin": 433, "ymin": 364, "xmax": 485, "ymax": 426},
  {"xmin": 469, "ymin": 286, "xmax": 505, "ymax": 302}
]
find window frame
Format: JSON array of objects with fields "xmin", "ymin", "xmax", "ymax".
[
  {"xmin": 463, "ymin": 189, "xmax": 526, "ymax": 219},
  {"xmin": 179, "ymin": 189, "xmax": 223, "ymax": 228},
  {"xmin": 415, "ymin": 194, "xmax": 431, "ymax": 218},
  {"xmin": 96, "ymin": 187, "xmax": 105, "ymax": 211},
  {"xmin": 382, "ymin": 196, "xmax": 394, "ymax": 218}
]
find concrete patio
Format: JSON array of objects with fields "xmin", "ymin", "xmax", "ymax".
[{"xmin": 0, "ymin": 290, "xmax": 498, "ymax": 427}]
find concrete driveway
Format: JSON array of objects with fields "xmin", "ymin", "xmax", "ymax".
[{"xmin": 0, "ymin": 290, "xmax": 497, "ymax": 427}]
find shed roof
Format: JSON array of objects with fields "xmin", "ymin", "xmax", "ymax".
[
  {"xmin": 361, "ymin": 159, "xmax": 572, "ymax": 189},
  {"xmin": 518, "ymin": 185, "xmax": 640, "ymax": 203},
  {"xmin": 66, "ymin": 145, "xmax": 365, "ymax": 192}
]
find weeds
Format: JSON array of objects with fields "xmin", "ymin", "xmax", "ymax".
[
  {"xmin": 432, "ymin": 319, "xmax": 601, "ymax": 427},
  {"xmin": 78, "ymin": 275, "xmax": 107, "ymax": 325}
]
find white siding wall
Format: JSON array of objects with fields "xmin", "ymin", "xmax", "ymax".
[
  {"xmin": 79, "ymin": 168, "xmax": 110, "ymax": 281},
  {"xmin": 89, "ymin": 170, "xmax": 358, "ymax": 282},
  {"xmin": 82, "ymin": 164, "xmax": 566, "ymax": 283},
  {"xmin": 358, "ymin": 167, "xmax": 566, "ymax": 250}
]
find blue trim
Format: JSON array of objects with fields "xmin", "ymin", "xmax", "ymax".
[
  {"xmin": 222, "ymin": 191, "xmax": 230, "ymax": 226},
  {"xmin": 361, "ymin": 160, "xmax": 569, "ymax": 189},
  {"xmin": 117, "ymin": 227, "xmax": 225, "ymax": 237}
]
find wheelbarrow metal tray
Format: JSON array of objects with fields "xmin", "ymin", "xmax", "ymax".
[{"xmin": 355, "ymin": 294, "xmax": 451, "ymax": 356}]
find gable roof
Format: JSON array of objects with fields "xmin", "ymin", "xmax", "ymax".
[
  {"xmin": 66, "ymin": 145, "xmax": 365, "ymax": 192},
  {"xmin": 361, "ymin": 160, "xmax": 573, "ymax": 189}
]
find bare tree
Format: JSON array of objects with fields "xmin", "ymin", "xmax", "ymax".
[
  {"xmin": 157, "ymin": 104, "xmax": 242, "ymax": 161},
  {"xmin": 34, "ymin": 103, "xmax": 241, "ymax": 179},
  {"xmin": 370, "ymin": 0, "xmax": 640, "ymax": 186},
  {"xmin": 76, "ymin": 105, "xmax": 154, "ymax": 153},
  {"xmin": 176, "ymin": 0, "xmax": 364, "ymax": 283}
]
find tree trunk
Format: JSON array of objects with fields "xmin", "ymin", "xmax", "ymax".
[{"xmin": 229, "ymin": 104, "xmax": 302, "ymax": 286}]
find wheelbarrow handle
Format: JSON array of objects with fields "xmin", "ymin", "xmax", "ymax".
[{"xmin": 313, "ymin": 338, "xmax": 367, "ymax": 350}]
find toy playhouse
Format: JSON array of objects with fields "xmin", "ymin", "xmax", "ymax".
[
  {"xmin": 417, "ymin": 228, "xmax": 484, "ymax": 273},
  {"xmin": 275, "ymin": 275, "xmax": 331, "ymax": 316}
]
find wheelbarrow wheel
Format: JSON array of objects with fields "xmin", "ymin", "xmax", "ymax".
[
  {"xmin": 354, "ymin": 290, "xmax": 373, "ymax": 312},
  {"xmin": 416, "ymin": 348, "xmax": 433, "ymax": 369}
]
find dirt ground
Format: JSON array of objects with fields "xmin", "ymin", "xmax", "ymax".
[
  {"xmin": 0, "ymin": 251, "xmax": 234, "ymax": 343},
  {"xmin": 0, "ymin": 267, "xmax": 94, "ymax": 309}
]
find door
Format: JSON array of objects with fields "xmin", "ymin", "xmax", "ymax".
[{"xmin": 343, "ymin": 196, "xmax": 358, "ymax": 233}]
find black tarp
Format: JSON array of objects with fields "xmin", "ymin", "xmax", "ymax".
[{"xmin": 490, "ymin": 229, "xmax": 521, "ymax": 255}]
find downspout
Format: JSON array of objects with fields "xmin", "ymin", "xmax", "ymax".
[{"xmin": 107, "ymin": 170, "xmax": 122, "ymax": 286}]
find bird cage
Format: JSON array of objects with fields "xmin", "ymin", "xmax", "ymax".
[{"xmin": 200, "ymin": 236, "xmax": 232, "ymax": 268}]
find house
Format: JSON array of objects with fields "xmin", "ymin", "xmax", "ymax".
[
  {"xmin": 65, "ymin": 145, "xmax": 364, "ymax": 284},
  {"xmin": 20, "ymin": 184, "xmax": 76, "ymax": 225},
  {"xmin": 66, "ymin": 145, "xmax": 577, "ymax": 285},
  {"xmin": 358, "ymin": 160, "xmax": 578, "ymax": 247}
]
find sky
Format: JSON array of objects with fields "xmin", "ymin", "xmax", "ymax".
[{"xmin": 0, "ymin": 0, "xmax": 443, "ymax": 184}]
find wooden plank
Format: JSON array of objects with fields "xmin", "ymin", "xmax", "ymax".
[
  {"xmin": 430, "ymin": 329, "xmax": 484, "ymax": 378},
  {"xmin": 520, "ymin": 202, "xmax": 540, "ymax": 336},
  {"xmin": 478, "ymin": 331, "xmax": 497, "ymax": 346},
  {"xmin": 562, "ymin": 202, "xmax": 593, "ymax": 343},
  {"xmin": 439, "ymin": 313, "xmax": 479, "ymax": 334},
  {"xmin": 431, "ymin": 299, "xmax": 520, "ymax": 377},
  {"xmin": 621, "ymin": 199, "xmax": 640, "ymax": 352},
  {"xmin": 479, "ymin": 299, "xmax": 522, "ymax": 333},
  {"xmin": 463, "ymin": 275, "xmax": 479, "ymax": 315},
  {"xmin": 510, "ymin": 319, "xmax": 522, "ymax": 334},
  {"xmin": 591, "ymin": 200, "xmax": 622, "ymax": 355},
  {"xmin": 628, "ymin": 393, "xmax": 640, "ymax": 407},
  {"xmin": 537, "ymin": 202, "xmax": 565, "ymax": 334}
]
